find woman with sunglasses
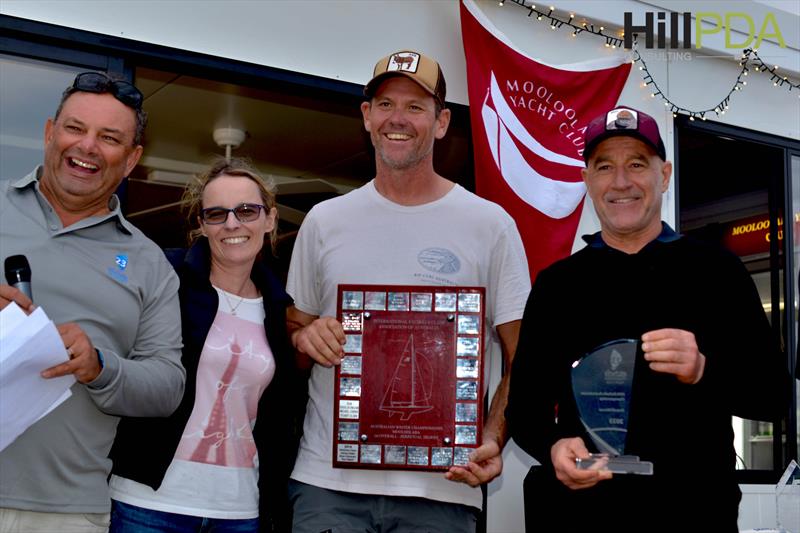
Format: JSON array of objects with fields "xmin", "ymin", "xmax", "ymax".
[{"xmin": 108, "ymin": 157, "xmax": 300, "ymax": 533}]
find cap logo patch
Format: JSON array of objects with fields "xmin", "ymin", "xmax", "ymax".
[
  {"xmin": 605, "ymin": 108, "xmax": 639, "ymax": 131},
  {"xmin": 388, "ymin": 52, "xmax": 420, "ymax": 73}
]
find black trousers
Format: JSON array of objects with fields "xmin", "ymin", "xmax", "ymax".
[{"xmin": 522, "ymin": 466, "xmax": 739, "ymax": 533}]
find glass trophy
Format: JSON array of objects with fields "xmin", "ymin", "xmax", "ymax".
[
  {"xmin": 571, "ymin": 338, "xmax": 653, "ymax": 475},
  {"xmin": 776, "ymin": 459, "xmax": 800, "ymax": 533}
]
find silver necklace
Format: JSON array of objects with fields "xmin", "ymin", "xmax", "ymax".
[{"xmin": 219, "ymin": 288, "xmax": 245, "ymax": 315}]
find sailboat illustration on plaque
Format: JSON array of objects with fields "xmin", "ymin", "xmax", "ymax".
[{"xmin": 380, "ymin": 335, "xmax": 434, "ymax": 421}]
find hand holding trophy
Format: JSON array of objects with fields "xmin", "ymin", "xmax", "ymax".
[{"xmin": 571, "ymin": 339, "xmax": 653, "ymax": 475}]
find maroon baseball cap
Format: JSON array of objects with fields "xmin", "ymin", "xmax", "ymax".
[{"xmin": 583, "ymin": 106, "xmax": 666, "ymax": 163}]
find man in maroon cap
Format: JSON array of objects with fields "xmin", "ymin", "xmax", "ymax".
[{"xmin": 506, "ymin": 106, "xmax": 788, "ymax": 531}]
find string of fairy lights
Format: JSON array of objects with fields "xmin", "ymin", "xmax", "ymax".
[
  {"xmin": 498, "ymin": 0, "xmax": 800, "ymax": 119},
  {"xmin": 634, "ymin": 44, "xmax": 799, "ymax": 120}
]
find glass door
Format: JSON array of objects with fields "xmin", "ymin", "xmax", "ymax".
[
  {"xmin": 790, "ymin": 153, "xmax": 800, "ymax": 463},
  {"xmin": 676, "ymin": 117, "xmax": 798, "ymax": 481}
]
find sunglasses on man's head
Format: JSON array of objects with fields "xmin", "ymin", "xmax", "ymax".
[
  {"xmin": 200, "ymin": 203, "xmax": 266, "ymax": 225},
  {"xmin": 72, "ymin": 72, "xmax": 144, "ymax": 110}
]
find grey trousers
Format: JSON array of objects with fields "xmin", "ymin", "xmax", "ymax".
[{"xmin": 289, "ymin": 480, "xmax": 478, "ymax": 533}]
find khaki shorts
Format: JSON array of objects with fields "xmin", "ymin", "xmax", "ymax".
[{"xmin": 0, "ymin": 508, "xmax": 109, "ymax": 533}]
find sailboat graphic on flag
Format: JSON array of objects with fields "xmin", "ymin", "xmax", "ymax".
[
  {"xmin": 461, "ymin": 0, "xmax": 632, "ymax": 280},
  {"xmin": 481, "ymin": 71, "xmax": 586, "ymax": 220}
]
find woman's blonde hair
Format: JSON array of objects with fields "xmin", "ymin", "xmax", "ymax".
[{"xmin": 183, "ymin": 156, "xmax": 278, "ymax": 255}]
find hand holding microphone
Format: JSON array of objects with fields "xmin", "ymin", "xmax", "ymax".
[
  {"xmin": 2, "ymin": 255, "xmax": 101, "ymax": 382},
  {"xmin": 2, "ymin": 254, "xmax": 34, "ymax": 312}
]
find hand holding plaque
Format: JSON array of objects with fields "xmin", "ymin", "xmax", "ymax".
[{"xmin": 571, "ymin": 339, "xmax": 653, "ymax": 475}]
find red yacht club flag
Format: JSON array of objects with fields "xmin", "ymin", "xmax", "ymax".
[{"xmin": 460, "ymin": 0, "xmax": 631, "ymax": 281}]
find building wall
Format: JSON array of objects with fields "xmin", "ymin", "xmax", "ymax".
[
  {"xmin": 3, "ymin": 0, "xmax": 797, "ymax": 243},
  {"xmin": 2, "ymin": 1, "xmax": 797, "ymax": 531},
  {"xmin": 2, "ymin": 0, "xmax": 796, "ymax": 125}
]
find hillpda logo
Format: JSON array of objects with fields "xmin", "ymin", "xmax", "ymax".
[{"xmin": 623, "ymin": 11, "xmax": 786, "ymax": 50}]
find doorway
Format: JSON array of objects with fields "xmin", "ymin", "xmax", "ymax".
[{"xmin": 676, "ymin": 116, "xmax": 799, "ymax": 480}]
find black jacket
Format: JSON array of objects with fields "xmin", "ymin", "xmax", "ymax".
[
  {"xmin": 110, "ymin": 238, "xmax": 302, "ymax": 532},
  {"xmin": 506, "ymin": 227, "xmax": 789, "ymax": 532}
]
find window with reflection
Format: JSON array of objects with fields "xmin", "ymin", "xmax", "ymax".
[
  {"xmin": 0, "ymin": 54, "xmax": 84, "ymax": 179},
  {"xmin": 677, "ymin": 120, "xmax": 797, "ymax": 479}
]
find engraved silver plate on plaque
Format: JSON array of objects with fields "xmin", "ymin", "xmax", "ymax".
[
  {"xmin": 410, "ymin": 292, "xmax": 433, "ymax": 312},
  {"xmin": 453, "ymin": 447, "xmax": 472, "ymax": 466},
  {"xmin": 434, "ymin": 292, "xmax": 457, "ymax": 312},
  {"xmin": 342, "ymin": 291, "xmax": 363, "ymax": 310},
  {"xmin": 342, "ymin": 312, "xmax": 362, "ymax": 332},
  {"xmin": 431, "ymin": 447, "xmax": 453, "ymax": 467},
  {"xmin": 387, "ymin": 292, "xmax": 410, "ymax": 311},
  {"xmin": 384, "ymin": 445, "xmax": 407, "ymax": 465},
  {"xmin": 456, "ymin": 380, "xmax": 478, "ymax": 400},
  {"xmin": 407, "ymin": 446, "xmax": 429, "ymax": 466},
  {"xmin": 458, "ymin": 293, "xmax": 481, "ymax": 312},
  {"xmin": 457, "ymin": 337, "xmax": 479, "ymax": 357},
  {"xmin": 455, "ymin": 424, "xmax": 478, "ymax": 445},
  {"xmin": 338, "ymin": 422, "xmax": 359, "ymax": 442},
  {"xmin": 340, "ymin": 356, "xmax": 362, "ymax": 375},
  {"xmin": 365, "ymin": 291, "xmax": 387, "ymax": 311},
  {"xmin": 360, "ymin": 444, "xmax": 382, "ymax": 464},
  {"xmin": 344, "ymin": 334, "xmax": 362, "ymax": 353},
  {"xmin": 340, "ymin": 377, "xmax": 362, "ymax": 397},
  {"xmin": 457, "ymin": 315, "xmax": 480, "ymax": 335},
  {"xmin": 456, "ymin": 358, "xmax": 479, "ymax": 379},
  {"xmin": 456, "ymin": 403, "xmax": 478, "ymax": 423},
  {"xmin": 339, "ymin": 400, "xmax": 359, "ymax": 419},
  {"xmin": 337, "ymin": 444, "xmax": 359, "ymax": 462}
]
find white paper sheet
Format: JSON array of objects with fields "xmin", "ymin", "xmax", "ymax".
[{"xmin": 0, "ymin": 303, "xmax": 75, "ymax": 452}]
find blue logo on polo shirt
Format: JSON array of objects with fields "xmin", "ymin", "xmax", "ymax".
[{"xmin": 108, "ymin": 254, "xmax": 129, "ymax": 283}]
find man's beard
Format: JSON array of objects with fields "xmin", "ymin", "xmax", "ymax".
[{"xmin": 375, "ymin": 140, "xmax": 434, "ymax": 171}]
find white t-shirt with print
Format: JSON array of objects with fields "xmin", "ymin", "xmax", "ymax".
[
  {"xmin": 286, "ymin": 180, "xmax": 530, "ymax": 510},
  {"xmin": 109, "ymin": 288, "xmax": 274, "ymax": 519}
]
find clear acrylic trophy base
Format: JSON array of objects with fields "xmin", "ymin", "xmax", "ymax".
[{"xmin": 576, "ymin": 453, "xmax": 654, "ymax": 475}]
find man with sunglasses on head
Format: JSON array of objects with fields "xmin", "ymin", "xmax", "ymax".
[
  {"xmin": 506, "ymin": 106, "xmax": 788, "ymax": 532},
  {"xmin": 285, "ymin": 50, "xmax": 530, "ymax": 532},
  {"xmin": 0, "ymin": 72, "xmax": 185, "ymax": 533}
]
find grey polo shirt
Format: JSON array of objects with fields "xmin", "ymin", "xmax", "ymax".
[{"xmin": 0, "ymin": 167, "xmax": 184, "ymax": 513}]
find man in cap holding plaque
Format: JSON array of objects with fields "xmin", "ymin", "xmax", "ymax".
[
  {"xmin": 285, "ymin": 50, "xmax": 530, "ymax": 531},
  {"xmin": 506, "ymin": 106, "xmax": 788, "ymax": 531}
]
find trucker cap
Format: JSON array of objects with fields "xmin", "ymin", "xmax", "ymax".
[{"xmin": 364, "ymin": 50, "xmax": 446, "ymax": 106}]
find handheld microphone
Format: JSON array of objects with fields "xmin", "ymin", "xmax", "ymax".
[{"xmin": 4, "ymin": 254, "xmax": 33, "ymax": 301}]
